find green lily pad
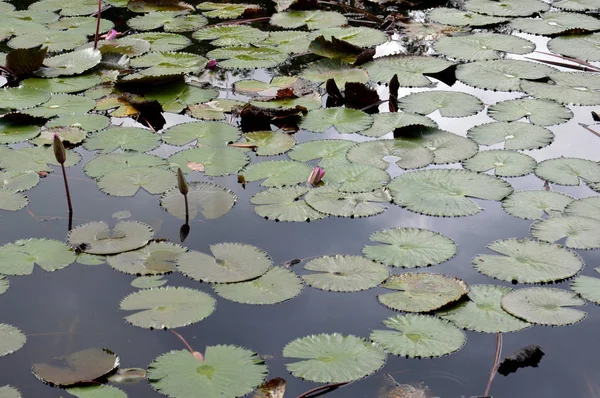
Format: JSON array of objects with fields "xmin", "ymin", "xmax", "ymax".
[
  {"xmin": 553, "ymin": 0, "xmax": 600, "ymax": 10},
  {"xmin": 301, "ymin": 59, "xmax": 369, "ymax": 86},
  {"xmin": 358, "ymin": 112, "xmax": 437, "ymax": 138},
  {"xmin": 241, "ymin": 160, "xmax": 313, "ymax": 187},
  {"xmin": 241, "ymin": 131, "xmax": 295, "ymax": 156},
  {"xmin": 406, "ymin": 128, "xmax": 479, "ymax": 164},
  {"xmin": 128, "ymin": 32, "xmax": 191, "ymax": 52},
  {"xmin": 283, "ymin": 333, "xmax": 385, "ymax": 383},
  {"xmin": 196, "ymin": 2, "xmax": 257, "ymax": 19},
  {"xmin": 466, "ymin": 122, "xmax": 555, "ymax": 150},
  {"xmin": 378, "ymin": 273, "xmax": 468, "ymax": 313},
  {"xmin": 0, "ymin": 171, "xmax": 39, "ymax": 192},
  {"xmin": 67, "ymin": 221, "xmax": 154, "ymax": 255},
  {"xmin": 65, "ymin": 385, "xmax": 127, "ymax": 398},
  {"xmin": 270, "ymin": 10, "xmax": 347, "ymax": 30},
  {"xmin": 192, "ymin": 25, "xmax": 267, "ymax": 47},
  {"xmin": 31, "ymin": 126, "xmax": 86, "ymax": 146},
  {"xmin": 76, "ymin": 253, "xmax": 106, "ymax": 266},
  {"xmin": 323, "ymin": 163, "xmax": 390, "ymax": 192},
  {"xmin": 0, "ymin": 386, "xmax": 20, "ymax": 398},
  {"xmin": 48, "ymin": 16, "xmax": 113, "ymax": 34},
  {"xmin": 370, "ymin": 314, "xmax": 465, "ymax": 358},
  {"xmin": 434, "ymin": 33, "xmax": 535, "ymax": 61},
  {"xmin": 511, "ymin": 12, "xmax": 600, "ymax": 35},
  {"xmin": 250, "ymin": 186, "xmax": 327, "ymax": 222},
  {"xmin": 462, "ymin": 150, "xmax": 537, "ymax": 177},
  {"xmin": 565, "ymin": 196, "xmax": 600, "ymax": 220},
  {"xmin": 502, "ymin": 190, "xmax": 574, "ymax": 220},
  {"xmin": 488, "ymin": 98, "xmax": 573, "ymax": 126},
  {"xmin": 531, "ymin": 215, "xmax": 600, "ymax": 249},
  {"xmin": 520, "ymin": 70, "xmax": 600, "ymax": 105},
  {"xmin": 84, "ymin": 153, "xmax": 168, "ymax": 179},
  {"xmin": 263, "ymin": 30, "xmax": 311, "ymax": 54},
  {"xmin": 0, "ymin": 189, "xmax": 28, "ymax": 212},
  {"xmin": 161, "ymin": 121, "xmax": 239, "ymax": 147},
  {"xmin": 0, "ymin": 19, "xmax": 45, "ymax": 41},
  {"xmin": 0, "ymin": 86, "xmax": 51, "ymax": 110},
  {"xmin": 177, "ymin": 243, "xmax": 272, "ymax": 283},
  {"xmin": 571, "ymin": 274, "xmax": 600, "ymax": 304},
  {"xmin": 97, "ymin": 167, "xmax": 176, "ymax": 197},
  {"xmin": 168, "ymin": 146, "xmax": 249, "ymax": 176},
  {"xmin": 213, "ymin": 267, "xmax": 303, "ymax": 305},
  {"xmin": 398, "ymin": 90, "xmax": 484, "ymax": 117},
  {"xmin": 8, "ymin": 30, "xmax": 88, "ymax": 52},
  {"xmin": 437, "ymin": 285, "xmax": 531, "ymax": 333},
  {"xmin": 148, "ymin": 346, "xmax": 267, "ymax": 398},
  {"xmin": 287, "ymin": 139, "xmax": 355, "ymax": 168},
  {"xmin": 501, "ymin": 287, "xmax": 586, "ymax": 326},
  {"xmin": 143, "ymin": 83, "xmax": 218, "ymax": 113},
  {"xmin": 29, "ymin": 0, "xmax": 98, "ymax": 16},
  {"xmin": 548, "ymin": 33, "xmax": 600, "ymax": 61},
  {"xmin": 131, "ymin": 276, "xmax": 167, "ymax": 289},
  {"xmin": 46, "ymin": 114, "xmax": 110, "ymax": 133},
  {"xmin": 305, "ymin": 186, "xmax": 391, "ymax": 218},
  {"xmin": 84, "ymin": 127, "xmax": 160, "ymax": 153},
  {"xmin": 535, "ymin": 157, "xmax": 600, "ymax": 185},
  {"xmin": 0, "ymin": 324, "xmax": 26, "ymax": 357},
  {"xmin": 310, "ymin": 26, "xmax": 387, "ymax": 48},
  {"xmin": 120, "ymin": 286, "xmax": 216, "ymax": 329},
  {"xmin": 473, "ymin": 238, "xmax": 583, "ymax": 283},
  {"xmin": 456, "ymin": 59, "xmax": 555, "ymax": 91},
  {"xmin": 388, "ymin": 169, "xmax": 513, "ymax": 217},
  {"xmin": 187, "ymin": 99, "xmax": 245, "ymax": 120},
  {"xmin": 0, "ymin": 238, "xmax": 75, "ymax": 276},
  {"xmin": 0, "ymin": 276, "xmax": 7, "ymax": 295},
  {"xmin": 129, "ymin": 11, "xmax": 207, "ymax": 32},
  {"xmin": 427, "ymin": 7, "xmax": 509, "ymax": 27},
  {"xmin": 23, "ymin": 94, "xmax": 96, "ymax": 117},
  {"xmin": 129, "ymin": 51, "xmax": 207, "ymax": 74},
  {"xmin": 0, "ymin": 117, "xmax": 41, "ymax": 144},
  {"xmin": 108, "ymin": 241, "xmax": 186, "ymax": 275},
  {"xmin": 464, "ymin": 0, "xmax": 549, "ymax": 16},
  {"xmin": 346, "ymin": 139, "xmax": 434, "ymax": 170},
  {"xmin": 362, "ymin": 227, "xmax": 457, "ymax": 268},
  {"xmin": 160, "ymin": 181, "xmax": 236, "ymax": 221},
  {"xmin": 23, "ymin": 74, "xmax": 103, "ymax": 94},
  {"xmin": 364, "ymin": 55, "xmax": 455, "ymax": 86},
  {"xmin": 0, "ymin": 145, "xmax": 81, "ymax": 172},
  {"xmin": 206, "ymin": 45, "xmax": 288, "ymax": 69},
  {"xmin": 302, "ymin": 255, "xmax": 389, "ymax": 292}
]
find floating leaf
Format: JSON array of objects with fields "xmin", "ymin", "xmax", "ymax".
[
  {"xmin": 0, "ymin": 86, "xmax": 51, "ymax": 110},
  {"xmin": 535, "ymin": 157, "xmax": 600, "ymax": 185},
  {"xmin": 427, "ymin": 7, "xmax": 509, "ymax": 27},
  {"xmin": 160, "ymin": 181, "xmax": 236, "ymax": 221},
  {"xmin": 531, "ymin": 215, "xmax": 600, "ymax": 249},
  {"xmin": 302, "ymin": 255, "xmax": 389, "ymax": 292},
  {"xmin": 168, "ymin": 147, "xmax": 249, "ymax": 176},
  {"xmin": 0, "ymin": 171, "xmax": 39, "ymax": 192},
  {"xmin": 46, "ymin": 114, "xmax": 110, "ymax": 134},
  {"xmin": 488, "ymin": 98, "xmax": 573, "ymax": 126},
  {"xmin": 148, "ymin": 347, "xmax": 267, "ymax": 398},
  {"xmin": 206, "ymin": 45, "xmax": 288, "ymax": 69},
  {"xmin": 97, "ymin": 167, "xmax": 176, "ymax": 197},
  {"xmin": 129, "ymin": 51, "xmax": 207, "ymax": 74},
  {"xmin": 67, "ymin": 221, "xmax": 154, "ymax": 255},
  {"xmin": 406, "ymin": 128, "xmax": 479, "ymax": 164},
  {"xmin": 177, "ymin": 243, "xmax": 271, "ymax": 283},
  {"xmin": 213, "ymin": 267, "xmax": 303, "ymax": 305},
  {"xmin": 308, "ymin": 34, "xmax": 374, "ymax": 65},
  {"xmin": 129, "ymin": 12, "xmax": 206, "ymax": 32},
  {"xmin": 0, "ymin": 238, "xmax": 75, "ymax": 275},
  {"xmin": 8, "ymin": 30, "xmax": 88, "ymax": 52},
  {"xmin": 187, "ymin": 99, "xmax": 244, "ymax": 120},
  {"xmin": 112, "ymin": 211, "xmax": 132, "ymax": 220},
  {"xmin": 283, "ymin": 333, "xmax": 385, "ymax": 383},
  {"xmin": 398, "ymin": 90, "xmax": 484, "ymax": 117},
  {"xmin": 501, "ymin": 287, "xmax": 586, "ymax": 326},
  {"xmin": 305, "ymin": 186, "xmax": 391, "ymax": 218},
  {"xmin": 0, "ymin": 145, "xmax": 80, "ymax": 172},
  {"xmin": 502, "ymin": 190, "xmax": 574, "ymax": 220},
  {"xmin": 362, "ymin": 228, "xmax": 457, "ymax": 268},
  {"xmin": 287, "ymin": 139, "xmax": 355, "ymax": 168},
  {"xmin": 108, "ymin": 241, "xmax": 186, "ymax": 275},
  {"xmin": 84, "ymin": 127, "xmax": 160, "ymax": 153},
  {"xmin": 434, "ymin": 33, "xmax": 534, "ymax": 61},
  {"xmin": 370, "ymin": 314, "xmax": 465, "ymax": 358},
  {"xmin": 192, "ymin": 25, "xmax": 267, "ymax": 47},
  {"xmin": 196, "ymin": 2, "xmax": 257, "ymax": 19},
  {"xmin": 548, "ymin": 33, "xmax": 600, "ymax": 61},
  {"xmin": 346, "ymin": 140, "xmax": 434, "ymax": 170},
  {"xmin": 473, "ymin": 238, "xmax": 583, "ymax": 283},
  {"xmin": 324, "ymin": 163, "xmax": 390, "ymax": 193},
  {"xmin": 241, "ymin": 131, "xmax": 295, "ymax": 156},
  {"xmin": 511, "ymin": 12, "xmax": 600, "ymax": 36},
  {"xmin": 437, "ymin": 284, "xmax": 531, "ymax": 333},
  {"xmin": 310, "ymin": 26, "xmax": 387, "ymax": 48},
  {"xmin": 131, "ymin": 275, "xmax": 167, "ymax": 289},
  {"xmin": 144, "ymin": 83, "xmax": 217, "ymax": 113},
  {"xmin": 0, "ymin": 276, "xmax": 8, "ymax": 295},
  {"xmin": 0, "ymin": 324, "xmax": 26, "ymax": 357},
  {"xmin": 66, "ymin": 385, "xmax": 127, "ymax": 398},
  {"xmin": 32, "ymin": 348, "xmax": 119, "ymax": 386},
  {"xmin": 120, "ymin": 286, "xmax": 215, "ymax": 329},
  {"xmin": 127, "ymin": 0, "xmax": 194, "ymax": 12},
  {"xmin": 466, "ymin": 122, "xmax": 554, "ymax": 150},
  {"xmin": 270, "ymin": 10, "xmax": 347, "ymax": 30},
  {"xmin": 0, "ymin": 116, "xmax": 42, "ymax": 144},
  {"xmin": 23, "ymin": 74, "xmax": 103, "ymax": 94},
  {"xmin": 0, "ymin": 189, "xmax": 28, "ymax": 212},
  {"xmin": 462, "ymin": 150, "xmax": 537, "ymax": 177},
  {"xmin": 553, "ymin": 0, "xmax": 600, "ymax": 11},
  {"xmin": 263, "ymin": 30, "xmax": 311, "ymax": 54},
  {"xmin": 520, "ymin": 70, "xmax": 600, "ymax": 105},
  {"xmin": 571, "ymin": 274, "xmax": 600, "ymax": 304},
  {"xmin": 24, "ymin": 94, "xmax": 95, "ymax": 118},
  {"xmin": 76, "ymin": 253, "xmax": 106, "ymax": 266},
  {"xmin": 464, "ymin": 0, "xmax": 549, "ymax": 16},
  {"xmin": 84, "ymin": 153, "xmax": 168, "ymax": 179},
  {"xmin": 359, "ymin": 112, "xmax": 437, "ymax": 138},
  {"xmin": 456, "ymin": 59, "xmax": 555, "ymax": 91},
  {"xmin": 250, "ymin": 186, "xmax": 327, "ymax": 222},
  {"xmin": 0, "ymin": 386, "xmax": 20, "ymax": 398},
  {"xmin": 364, "ymin": 56, "xmax": 455, "ymax": 86},
  {"xmin": 565, "ymin": 196, "xmax": 600, "ymax": 220},
  {"xmin": 48, "ymin": 16, "xmax": 113, "ymax": 34},
  {"xmin": 388, "ymin": 169, "xmax": 513, "ymax": 217},
  {"xmin": 128, "ymin": 32, "xmax": 191, "ymax": 52},
  {"xmin": 161, "ymin": 121, "xmax": 239, "ymax": 146},
  {"xmin": 378, "ymin": 273, "xmax": 468, "ymax": 313},
  {"xmin": 241, "ymin": 160, "xmax": 313, "ymax": 188},
  {"xmin": 301, "ymin": 59, "xmax": 368, "ymax": 86},
  {"xmin": 29, "ymin": 0, "xmax": 98, "ymax": 16}
]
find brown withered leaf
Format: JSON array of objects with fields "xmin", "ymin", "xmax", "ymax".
[
  {"xmin": 253, "ymin": 377, "xmax": 286, "ymax": 398},
  {"xmin": 235, "ymin": 103, "xmax": 307, "ymax": 132},
  {"xmin": 276, "ymin": 88, "xmax": 297, "ymax": 100},
  {"xmin": 118, "ymin": 93, "xmax": 166, "ymax": 131},
  {"xmin": 6, "ymin": 47, "xmax": 48, "ymax": 80},
  {"xmin": 389, "ymin": 74, "xmax": 399, "ymax": 112},
  {"xmin": 325, "ymin": 78, "xmax": 343, "ymax": 107},
  {"xmin": 344, "ymin": 82, "xmax": 380, "ymax": 113},
  {"xmin": 187, "ymin": 162, "xmax": 205, "ymax": 172}
]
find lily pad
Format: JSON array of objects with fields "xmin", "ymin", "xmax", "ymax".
[
  {"xmin": 520, "ymin": 70, "xmax": 600, "ymax": 105},
  {"xmin": 197, "ymin": 2, "xmax": 257, "ymax": 18},
  {"xmin": 0, "ymin": 238, "xmax": 75, "ymax": 276},
  {"xmin": 370, "ymin": 314, "xmax": 465, "ymax": 358},
  {"xmin": 466, "ymin": 122, "xmax": 554, "ymax": 150},
  {"xmin": 120, "ymin": 286, "xmax": 215, "ymax": 329},
  {"xmin": 0, "ymin": 189, "xmax": 28, "ymax": 212},
  {"xmin": 96, "ymin": 167, "xmax": 177, "ymax": 197},
  {"xmin": 398, "ymin": 90, "xmax": 484, "ymax": 118},
  {"xmin": 270, "ymin": 10, "xmax": 347, "ymax": 30},
  {"xmin": 302, "ymin": 255, "xmax": 389, "ymax": 292},
  {"xmin": 45, "ymin": 113, "xmax": 110, "ymax": 134},
  {"xmin": 502, "ymin": 190, "xmax": 574, "ymax": 220},
  {"xmin": 250, "ymin": 186, "xmax": 327, "ymax": 222},
  {"xmin": 571, "ymin": 274, "xmax": 600, "ymax": 304},
  {"xmin": 23, "ymin": 74, "xmax": 103, "ymax": 94},
  {"xmin": 241, "ymin": 131, "xmax": 295, "ymax": 156},
  {"xmin": 177, "ymin": 243, "xmax": 272, "ymax": 283},
  {"xmin": 0, "ymin": 386, "xmax": 20, "ymax": 398},
  {"xmin": 24, "ymin": 94, "xmax": 96, "ymax": 118},
  {"xmin": 192, "ymin": 25, "xmax": 267, "ymax": 47},
  {"xmin": 346, "ymin": 140, "xmax": 434, "ymax": 170},
  {"xmin": 535, "ymin": 157, "xmax": 600, "ymax": 185},
  {"xmin": 8, "ymin": 30, "xmax": 88, "ymax": 52},
  {"xmin": 464, "ymin": 0, "xmax": 549, "ymax": 16},
  {"xmin": 378, "ymin": 273, "xmax": 468, "ymax": 312},
  {"xmin": 160, "ymin": 181, "xmax": 236, "ymax": 220},
  {"xmin": 434, "ymin": 33, "xmax": 535, "ymax": 61},
  {"xmin": 437, "ymin": 285, "xmax": 531, "ymax": 333},
  {"xmin": 301, "ymin": 59, "xmax": 369, "ymax": 86},
  {"xmin": 241, "ymin": 160, "xmax": 313, "ymax": 187},
  {"xmin": 310, "ymin": 26, "xmax": 387, "ymax": 48},
  {"xmin": 28, "ymin": 0, "xmax": 98, "ymax": 16},
  {"xmin": 364, "ymin": 55, "xmax": 455, "ymax": 86},
  {"xmin": 362, "ymin": 228, "xmax": 457, "ymax": 268},
  {"xmin": 553, "ymin": 0, "xmax": 600, "ymax": 10},
  {"xmin": 168, "ymin": 146, "xmax": 249, "ymax": 176},
  {"xmin": 473, "ymin": 238, "xmax": 583, "ymax": 283},
  {"xmin": 511, "ymin": 12, "xmax": 600, "ymax": 36},
  {"xmin": 283, "ymin": 333, "xmax": 385, "ymax": 383},
  {"xmin": 488, "ymin": 98, "xmax": 573, "ymax": 126},
  {"xmin": 107, "ymin": 241, "xmax": 186, "ymax": 275},
  {"xmin": 462, "ymin": 150, "xmax": 537, "ymax": 177},
  {"xmin": 207, "ymin": 45, "xmax": 288, "ymax": 69},
  {"xmin": 565, "ymin": 196, "xmax": 600, "ymax": 220},
  {"xmin": 161, "ymin": 121, "xmax": 240, "ymax": 147},
  {"xmin": 32, "ymin": 348, "xmax": 119, "ymax": 386},
  {"xmin": 359, "ymin": 112, "xmax": 437, "ymax": 138},
  {"xmin": 128, "ymin": 32, "xmax": 191, "ymax": 52},
  {"xmin": 148, "ymin": 346, "xmax": 267, "ymax": 398},
  {"xmin": 187, "ymin": 99, "xmax": 245, "ymax": 120},
  {"xmin": 428, "ymin": 8, "xmax": 509, "ymax": 27},
  {"xmin": 65, "ymin": 385, "xmax": 127, "ymax": 398},
  {"xmin": 548, "ymin": 33, "xmax": 600, "ymax": 61},
  {"xmin": 531, "ymin": 215, "xmax": 600, "ymax": 249},
  {"xmin": 131, "ymin": 276, "xmax": 167, "ymax": 289},
  {"xmin": 0, "ymin": 118, "xmax": 41, "ymax": 144},
  {"xmin": 388, "ymin": 169, "xmax": 513, "ymax": 217},
  {"xmin": 501, "ymin": 287, "xmax": 586, "ymax": 326},
  {"xmin": 84, "ymin": 153, "xmax": 168, "ymax": 179},
  {"xmin": 263, "ymin": 30, "xmax": 311, "ymax": 54},
  {"xmin": 0, "ymin": 145, "xmax": 81, "ymax": 172},
  {"xmin": 0, "ymin": 171, "xmax": 39, "ymax": 192},
  {"xmin": 323, "ymin": 163, "xmax": 390, "ymax": 193},
  {"xmin": 67, "ymin": 221, "xmax": 154, "ymax": 255},
  {"xmin": 84, "ymin": 127, "xmax": 160, "ymax": 153},
  {"xmin": 213, "ymin": 267, "xmax": 303, "ymax": 305},
  {"xmin": 287, "ymin": 139, "xmax": 355, "ymax": 168},
  {"xmin": 0, "ymin": 86, "xmax": 51, "ymax": 110},
  {"xmin": 0, "ymin": 324, "xmax": 26, "ymax": 357},
  {"xmin": 305, "ymin": 186, "xmax": 391, "ymax": 218},
  {"xmin": 456, "ymin": 59, "xmax": 555, "ymax": 91},
  {"xmin": 0, "ymin": 276, "xmax": 8, "ymax": 295}
]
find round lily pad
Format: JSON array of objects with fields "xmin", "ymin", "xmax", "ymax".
[
  {"xmin": 0, "ymin": 118, "xmax": 42, "ymax": 144},
  {"xmin": 487, "ymin": 98, "xmax": 573, "ymax": 126},
  {"xmin": 283, "ymin": 333, "xmax": 385, "ymax": 383},
  {"xmin": 0, "ymin": 386, "xmax": 20, "ymax": 398},
  {"xmin": 304, "ymin": 186, "xmax": 391, "ymax": 218},
  {"xmin": 131, "ymin": 276, "xmax": 167, "ymax": 289},
  {"xmin": 358, "ymin": 112, "xmax": 437, "ymax": 138},
  {"xmin": 168, "ymin": 147, "xmax": 249, "ymax": 176},
  {"xmin": 521, "ymin": 70, "xmax": 600, "ymax": 106},
  {"xmin": 565, "ymin": 196, "xmax": 600, "ymax": 220},
  {"xmin": 128, "ymin": 32, "xmax": 191, "ymax": 52},
  {"xmin": 287, "ymin": 139, "xmax": 356, "ymax": 168},
  {"xmin": 0, "ymin": 86, "xmax": 51, "ymax": 110},
  {"xmin": 32, "ymin": 348, "xmax": 119, "ymax": 386},
  {"xmin": 531, "ymin": 215, "xmax": 600, "ymax": 250},
  {"xmin": 535, "ymin": 157, "xmax": 600, "ymax": 185},
  {"xmin": 192, "ymin": 25, "xmax": 267, "ymax": 47},
  {"xmin": 300, "ymin": 59, "xmax": 368, "ymax": 86},
  {"xmin": 0, "ymin": 324, "xmax": 26, "ymax": 357},
  {"xmin": 464, "ymin": 0, "xmax": 549, "ymax": 16},
  {"xmin": 197, "ymin": 2, "xmax": 258, "ymax": 19},
  {"xmin": 370, "ymin": 314, "xmax": 466, "ymax": 358},
  {"xmin": 437, "ymin": 284, "xmax": 531, "ymax": 333},
  {"xmin": 502, "ymin": 190, "xmax": 574, "ymax": 220},
  {"xmin": 501, "ymin": 287, "xmax": 586, "ymax": 326},
  {"xmin": 428, "ymin": 7, "xmax": 509, "ymax": 26},
  {"xmin": 362, "ymin": 228, "xmax": 457, "ymax": 268},
  {"xmin": 8, "ymin": 30, "xmax": 88, "ymax": 52},
  {"xmin": 466, "ymin": 122, "xmax": 554, "ymax": 150},
  {"xmin": 107, "ymin": 241, "xmax": 186, "ymax": 275},
  {"xmin": 473, "ymin": 238, "xmax": 583, "ymax": 283},
  {"xmin": 213, "ymin": 267, "xmax": 303, "ymax": 305},
  {"xmin": 553, "ymin": 0, "xmax": 600, "ymax": 11},
  {"xmin": 0, "ymin": 189, "xmax": 28, "ymax": 212},
  {"xmin": 408, "ymin": 128, "xmax": 479, "ymax": 164},
  {"xmin": 0, "ymin": 238, "xmax": 75, "ymax": 276},
  {"xmin": 398, "ymin": 90, "xmax": 484, "ymax": 117},
  {"xmin": 456, "ymin": 59, "xmax": 555, "ymax": 91},
  {"xmin": 241, "ymin": 160, "xmax": 313, "ymax": 187},
  {"xmin": 511, "ymin": 12, "xmax": 600, "ymax": 36},
  {"xmin": 23, "ymin": 94, "xmax": 96, "ymax": 118},
  {"xmin": 160, "ymin": 181, "xmax": 236, "ymax": 221},
  {"xmin": 0, "ymin": 171, "xmax": 39, "ymax": 192},
  {"xmin": 207, "ymin": 45, "xmax": 288, "ymax": 69},
  {"xmin": 241, "ymin": 131, "xmax": 295, "ymax": 156},
  {"xmin": 462, "ymin": 150, "xmax": 537, "ymax": 177},
  {"xmin": 96, "ymin": 167, "xmax": 177, "ymax": 197},
  {"xmin": 364, "ymin": 55, "xmax": 455, "ymax": 86},
  {"xmin": 84, "ymin": 126, "xmax": 160, "ymax": 153},
  {"xmin": 434, "ymin": 33, "xmax": 535, "ymax": 61},
  {"xmin": 548, "ymin": 33, "xmax": 600, "ymax": 62},
  {"xmin": 120, "ymin": 286, "xmax": 216, "ymax": 329},
  {"xmin": 177, "ymin": 243, "xmax": 272, "ymax": 283},
  {"xmin": 250, "ymin": 186, "xmax": 327, "ymax": 222},
  {"xmin": 301, "ymin": 255, "xmax": 389, "ymax": 292},
  {"xmin": 84, "ymin": 153, "xmax": 168, "ymax": 179},
  {"xmin": 299, "ymin": 107, "xmax": 373, "ymax": 134},
  {"xmin": 67, "ymin": 221, "xmax": 154, "ymax": 255},
  {"xmin": 378, "ymin": 273, "xmax": 468, "ymax": 313},
  {"xmin": 346, "ymin": 140, "xmax": 434, "ymax": 170},
  {"xmin": 162, "ymin": 121, "xmax": 239, "ymax": 146},
  {"xmin": 571, "ymin": 274, "xmax": 600, "ymax": 304},
  {"xmin": 270, "ymin": 10, "xmax": 347, "ymax": 30},
  {"xmin": 323, "ymin": 163, "xmax": 390, "ymax": 193}
]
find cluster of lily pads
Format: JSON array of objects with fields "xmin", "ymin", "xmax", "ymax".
[{"xmin": 1, "ymin": 0, "xmax": 600, "ymax": 396}]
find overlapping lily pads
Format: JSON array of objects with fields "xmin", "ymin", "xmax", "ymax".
[
  {"xmin": 531, "ymin": 215, "xmax": 600, "ymax": 249},
  {"xmin": 299, "ymin": 107, "xmax": 373, "ymax": 134},
  {"xmin": 304, "ymin": 186, "xmax": 391, "ymax": 218},
  {"xmin": 434, "ymin": 33, "xmax": 535, "ymax": 61},
  {"xmin": 107, "ymin": 241, "xmax": 186, "ymax": 275}
]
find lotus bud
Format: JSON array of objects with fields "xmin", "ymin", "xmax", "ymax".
[
  {"xmin": 308, "ymin": 166, "xmax": 325, "ymax": 186},
  {"xmin": 53, "ymin": 133, "xmax": 66, "ymax": 165},
  {"xmin": 101, "ymin": 29, "xmax": 119, "ymax": 40},
  {"xmin": 206, "ymin": 59, "xmax": 218, "ymax": 70},
  {"xmin": 177, "ymin": 168, "xmax": 188, "ymax": 195}
]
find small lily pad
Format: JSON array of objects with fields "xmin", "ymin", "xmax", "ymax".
[
  {"xmin": 84, "ymin": 153, "xmax": 168, "ymax": 179},
  {"xmin": 32, "ymin": 348, "xmax": 119, "ymax": 386},
  {"xmin": 501, "ymin": 287, "xmax": 586, "ymax": 326},
  {"xmin": 0, "ymin": 324, "xmax": 26, "ymax": 357},
  {"xmin": 287, "ymin": 139, "xmax": 355, "ymax": 168},
  {"xmin": 107, "ymin": 241, "xmax": 186, "ymax": 275},
  {"xmin": 131, "ymin": 275, "xmax": 167, "ymax": 289},
  {"xmin": 302, "ymin": 255, "xmax": 389, "ymax": 292},
  {"xmin": 398, "ymin": 90, "xmax": 484, "ymax": 118},
  {"xmin": 0, "ymin": 189, "xmax": 28, "ymax": 212},
  {"xmin": 241, "ymin": 131, "xmax": 295, "ymax": 156},
  {"xmin": 67, "ymin": 221, "xmax": 154, "ymax": 255}
]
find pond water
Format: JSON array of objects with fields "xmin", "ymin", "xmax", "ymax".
[{"xmin": 1, "ymin": 0, "xmax": 600, "ymax": 397}]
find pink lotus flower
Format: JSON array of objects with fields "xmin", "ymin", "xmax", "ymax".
[
  {"xmin": 206, "ymin": 59, "xmax": 218, "ymax": 70},
  {"xmin": 101, "ymin": 29, "xmax": 120, "ymax": 40},
  {"xmin": 308, "ymin": 166, "xmax": 325, "ymax": 186}
]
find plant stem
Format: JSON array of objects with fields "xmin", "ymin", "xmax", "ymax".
[
  {"xmin": 484, "ymin": 333, "xmax": 503, "ymax": 397},
  {"xmin": 297, "ymin": 382, "xmax": 348, "ymax": 398},
  {"xmin": 61, "ymin": 163, "xmax": 73, "ymax": 214},
  {"xmin": 93, "ymin": 0, "xmax": 102, "ymax": 49},
  {"xmin": 184, "ymin": 193, "xmax": 189, "ymax": 224}
]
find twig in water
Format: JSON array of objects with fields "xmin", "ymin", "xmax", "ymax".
[{"xmin": 579, "ymin": 123, "xmax": 600, "ymax": 138}]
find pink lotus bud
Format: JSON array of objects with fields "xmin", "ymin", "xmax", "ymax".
[
  {"xmin": 206, "ymin": 59, "xmax": 217, "ymax": 70},
  {"xmin": 53, "ymin": 133, "xmax": 66, "ymax": 165},
  {"xmin": 308, "ymin": 166, "xmax": 325, "ymax": 186},
  {"xmin": 101, "ymin": 29, "xmax": 119, "ymax": 40}
]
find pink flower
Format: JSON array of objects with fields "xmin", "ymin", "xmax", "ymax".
[
  {"xmin": 308, "ymin": 166, "xmax": 325, "ymax": 186},
  {"xmin": 206, "ymin": 59, "xmax": 218, "ymax": 70},
  {"xmin": 101, "ymin": 29, "xmax": 120, "ymax": 40}
]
